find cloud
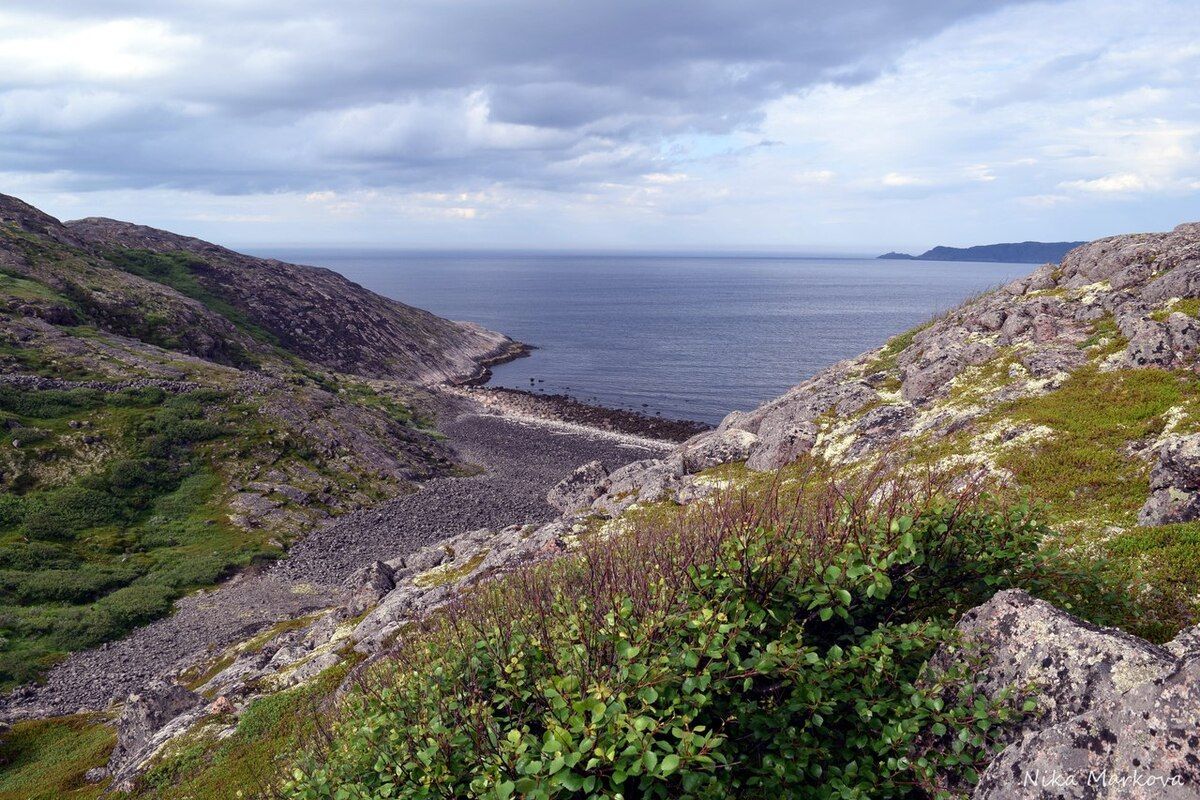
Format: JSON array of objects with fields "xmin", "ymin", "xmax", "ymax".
[
  {"xmin": 0, "ymin": 1, "xmax": 1022, "ymax": 195},
  {"xmin": 2, "ymin": 0, "xmax": 1199, "ymax": 250},
  {"xmin": 881, "ymin": 172, "xmax": 929, "ymax": 187},
  {"xmin": 1060, "ymin": 172, "xmax": 1154, "ymax": 194}
]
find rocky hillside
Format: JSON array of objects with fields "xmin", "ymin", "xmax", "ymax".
[
  {"xmin": 572, "ymin": 221, "xmax": 1200, "ymax": 632},
  {"xmin": 64, "ymin": 216, "xmax": 520, "ymax": 383},
  {"xmin": 0, "ymin": 193, "xmax": 518, "ymax": 383},
  {"xmin": 0, "ymin": 193, "xmax": 523, "ymax": 690},
  {"xmin": 8, "ymin": 219, "xmax": 1200, "ymax": 798}
]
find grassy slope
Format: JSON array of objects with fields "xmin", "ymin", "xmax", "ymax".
[
  {"xmin": 0, "ymin": 385, "xmax": 281, "ymax": 687},
  {"xmin": 0, "ymin": 715, "xmax": 115, "ymax": 800}
]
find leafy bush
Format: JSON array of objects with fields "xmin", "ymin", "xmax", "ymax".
[
  {"xmin": 0, "ymin": 386, "xmax": 102, "ymax": 418},
  {"xmin": 0, "ymin": 542, "xmax": 77, "ymax": 571},
  {"xmin": 0, "ymin": 565, "xmax": 139, "ymax": 605},
  {"xmin": 20, "ymin": 486, "xmax": 126, "ymax": 541},
  {"xmin": 53, "ymin": 583, "xmax": 176, "ymax": 650},
  {"xmin": 0, "ymin": 495, "xmax": 24, "ymax": 530},
  {"xmin": 288, "ymin": 468, "xmax": 1114, "ymax": 800}
]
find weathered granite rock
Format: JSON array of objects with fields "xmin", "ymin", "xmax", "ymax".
[
  {"xmin": 546, "ymin": 460, "xmax": 610, "ymax": 513},
  {"xmin": 1166, "ymin": 625, "xmax": 1200, "ymax": 660},
  {"xmin": 343, "ymin": 561, "xmax": 396, "ymax": 615},
  {"xmin": 747, "ymin": 416, "xmax": 819, "ymax": 471},
  {"xmin": 927, "ymin": 591, "xmax": 1175, "ymax": 745},
  {"xmin": 1138, "ymin": 435, "xmax": 1200, "ymax": 525},
  {"xmin": 593, "ymin": 457, "xmax": 685, "ymax": 516},
  {"xmin": 976, "ymin": 658, "xmax": 1200, "ymax": 799},
  {"xmin": 679, "ymin": 428, "xmax": 758, "ymax": 473},
  {"xmin": 926, "ymin": 590, "xmax": 1200, "ymax": 800},
  {"xmin": 1018, "ymin": 346, "xmax": 1088, "ymax": 378},
  {"xmin": 899, "ymin": 329, "xmax": 996, "ymax": 404},
  {"xmin": 106, "ymin": 681, "xmax": 202, "ymax": 791}
]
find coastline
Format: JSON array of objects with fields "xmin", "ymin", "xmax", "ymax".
[
  {"xmin": 450, "ymin": 340, "xmax": 536, "ymax": 387},
  {"xmin": 445, "ymin": 383, "xmax": 712, "ymax": 444}
]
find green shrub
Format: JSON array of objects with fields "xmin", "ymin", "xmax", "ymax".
[
  {"xmin": 0, "ymin": 386, "xmax": 102, "ymax": 418},
  {"xmin": 0, "ymin": 542, "xmax": 77, "ymax": 571},
  {"xmin": 8, "ymin": 427, "xmax": 50, "ymax": 445},
  {"xmin": 149, "ymin": 555, "xmax": 229, "ymax": 589},
  {"xmin": 21, "ymin": 486, "xmax": 125, "ymax": 541},
  {"xmin": 0, "ymin": 495, "xmax": 24, "ymax": 529},
  {"xmin": 0, "ymin": 565, "xmax": 139, "ymax": 605},
  {"xmin": 288, "ymin": 470, "xmax": 1113, "ymax": 800},
  {"xmin": 54, "ymin": 583, "xmax": 177, "ymax": 650}
]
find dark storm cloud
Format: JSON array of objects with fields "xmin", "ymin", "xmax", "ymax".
[{"xmin": 0, "ymin": 1, "xmax": 1023, "ymax": 193}]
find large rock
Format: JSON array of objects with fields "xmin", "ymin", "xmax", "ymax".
[
  {"xmin": 342, "ymin": 560, "xmax": 396, "ymax": 615},
  {"xmin": 1138, "ymin": 435, "xmax": 1200, "ymax": 525},
  {"xmin": 977, "ymin": 659, "xmax": 1200, "ymax": 799},
  {"xmin": 680, "ymin": 428, "xmax": 758, "ymax": 473},
  {"xmin": 592, "ymin": 458, "xmax": 685, "ymax": 516},
  {"xmin": 546, "ymin": 460, "xmax": 610, "ymax": 513},
  {"xmin": 927, "ymin": 590, "xmax": 1200, "ymax": 799},
  {"xmin": 928, "ymin": 591, "xmax": 1175, "ymax": 745},
  {"xmin": 105, "ymin": 681, "xmax": 202, "ymax": 790}
]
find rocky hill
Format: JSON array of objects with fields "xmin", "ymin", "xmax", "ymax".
[
  {"xmin": 0, "ymin": 193, "xmax": 525, "ymax": 691},
  {"xmin": 0, "ymin": 194, "xmax": 518, "ymax": 383},
  {"xmin": 64, "ymin": 216, "xmax": 520, "ymax": 383},
  {"xmin": 879, "ymin": 240, "xmax": 1086, "ymax": 263}
]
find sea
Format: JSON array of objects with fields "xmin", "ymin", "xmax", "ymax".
[{"xmin": 256, "ymin": 250, "xmax": 1031, "ymax": 426}]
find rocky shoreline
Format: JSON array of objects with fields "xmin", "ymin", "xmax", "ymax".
[
  {"xmin": 449, "ymin": 384, "xmax": 712, "ymax": 443},
  {"xmin": 447, "ymin": 340, "xmax": 536, "ymax": 386}
]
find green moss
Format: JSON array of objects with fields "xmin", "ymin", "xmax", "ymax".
[
  {"xmin": 0, "ymin": 270, "xmax": 70, "ymax": 303},
  {"xmin": 1150, "ymin": 297, "xmax": 1200, "ymax": 322},
  {"xmin": 1100, "ymin": 522, "xmax": 1200, "ymax": 641},
  {"xmin": 989, "ymin": 368, "xmax": 1193, "ymax": 526},
  {"xmin": 414, "ymin": 549, "xmax": 490, "ymax": 587},
  {"xmin": 0, "ymin": 714, "xmax": 115, "ymax": 800}
]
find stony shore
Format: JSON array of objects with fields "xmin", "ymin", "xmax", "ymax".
[
  {"xmin": 0, "ymin": 394, "xmax": 671, "ymax": 721},
  {"xmin": 447, "ymin": 384, "xmax": 712, "ymax": 443}
]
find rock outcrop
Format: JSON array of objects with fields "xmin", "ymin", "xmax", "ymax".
[
  {"xmin": 927, "ymin": 590, "xmax": 1200, "ymax": 799},
  {"xmin": 1139, "ymin": 434, "xmax": 1200, "ymax": 525},
  {"xmin": 569, "ymin": 220, "xmax": 1200, "ymax": 528}
]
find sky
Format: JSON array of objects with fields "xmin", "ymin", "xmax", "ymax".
[{"xmin": 1, "ymin": 0, "xmax": 1198, "ymax": 253}]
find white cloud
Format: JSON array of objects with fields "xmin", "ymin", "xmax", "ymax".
[
  {"xmin": 881, "ymin": 172, "xmax": 929, "ymax": 187},
  {"xmin": 1060, "ymin": 172, "xmax": 1154, "ymax": 194}
]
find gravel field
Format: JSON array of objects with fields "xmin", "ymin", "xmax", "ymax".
[{"xmin": 1, "ymin": 404, "xmax": 667, "ymax": 720}]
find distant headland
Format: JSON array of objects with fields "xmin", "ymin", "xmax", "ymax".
[{"xmin": 878, "ymin": 240, "xmax": 1086, "ymax": 263}]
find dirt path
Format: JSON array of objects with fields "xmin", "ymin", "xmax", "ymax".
[{"xmin": 1, "ymin": 408, "xmax": 666, "ymax": 720}]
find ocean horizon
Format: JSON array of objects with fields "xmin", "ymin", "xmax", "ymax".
[{"xmin": 258, "ymin": 248, "xmax": 1031, "ymax": 425}]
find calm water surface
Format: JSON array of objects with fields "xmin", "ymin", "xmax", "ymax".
[{"xmin": 258, "ymin": 250, "xmax": 1030, "ymax": 425}]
